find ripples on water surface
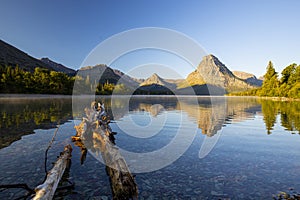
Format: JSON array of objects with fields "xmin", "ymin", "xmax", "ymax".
[{"xmin": 0, "ymin": 95, "xmax": 299, "ymax": 199}]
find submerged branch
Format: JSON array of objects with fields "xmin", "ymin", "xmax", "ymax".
[{"xmin": 44, "ymin": 124, "xmax": 60, "ymax": 174}]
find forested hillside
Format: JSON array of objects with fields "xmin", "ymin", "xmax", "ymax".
[
  {"xmin": 0, "ymin": 65, "xmax": 117, "ymax": 95},
  {"xmin": 0, "ymin": 66, "xmax": 74, "ymax": 94}
]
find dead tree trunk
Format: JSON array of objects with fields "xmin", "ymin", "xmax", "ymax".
[
  {"xmin": 92, "ymin": 131, "xmax": 138, "ymax": 199},
  {"xmin": 32, "ymin": 144, "xmax": 72, "ymax": 200},
  {"xmin": 73, "ymin": 101, "xmax": 138, "ymax": 199}
]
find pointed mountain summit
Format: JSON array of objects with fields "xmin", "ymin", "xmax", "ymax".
[
  {"xmin": 136, "ymin": 73, "xmax": 175, "ymax": 95},
  {"xmin": 200, "ymin": 54, "xmax": 234, "ymax": 75},
  {"xmin": 140, "ymin": 73, "xmax": 175, "ymax": 88},
  {"xmin": 197, "ymin": 54, "xmax": 235, "ymax": 86},
  {"xmin": 185, "ymin": 54, "xmax": 255, "ymax": 92}
]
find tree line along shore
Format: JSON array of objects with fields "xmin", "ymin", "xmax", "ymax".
[
  {"xmin": 229, "ymin": 61, "xmax": 300, "ymax": 99},
  {"xmin": 0, "ymin": 66, "xmax": 117, "ymax": 95}
]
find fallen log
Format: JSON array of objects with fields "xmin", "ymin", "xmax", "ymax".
[
  {"xmin": 73, "ymin": 101, "xmax": 138, "ymax": 199},
  {"xmin": 92, "ymin": 131, "xmax": 138, "ymax": 199},
  {"xmin": 32, "ymin": 144, "xmax": 72, "ymax": 200}
]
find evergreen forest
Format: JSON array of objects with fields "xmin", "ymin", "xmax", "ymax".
[{"xmin": 231, "ymin": 61, "xmax": 300, "ymax": 98}]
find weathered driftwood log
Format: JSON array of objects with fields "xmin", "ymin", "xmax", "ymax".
[
  {"xmin": 73, "ymin": 101, "xmax": 138, "ymax": 199},
  {"xmin": 93, "ymin": 131, "xmax": 138, "ymax": 199},
  {"xmin": 32, "ymin": 144, "xmax": 72, "ymax": 200}
]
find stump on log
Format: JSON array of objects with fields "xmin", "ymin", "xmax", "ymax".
[{"xmin": 32, "ymin": 144, "xmax": 72, "ymax": 200}]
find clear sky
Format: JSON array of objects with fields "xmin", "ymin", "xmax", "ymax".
[{"xmin": 1, "ymin": 0, "xmax": 299, "ymax": 78}]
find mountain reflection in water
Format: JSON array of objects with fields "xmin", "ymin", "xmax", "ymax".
[
  {"xmin": 1, "ymin": 96, "xmax": 300, "ymax": 150},
  {"xmin": 0, "ymin": 96, "xmax": 300, "ymax": 199},
  {"xmin": 108, "ymin": 96, "xmax": 300, "ymax": 135}
]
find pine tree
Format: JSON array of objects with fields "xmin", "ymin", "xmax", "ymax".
[
  {"xmin": 259, "ymin": 61, "xmax": 279, "ymax": 97},
  {"xmin": 281, "ymin": 63, "xmax": 296, "ymax": 84}
]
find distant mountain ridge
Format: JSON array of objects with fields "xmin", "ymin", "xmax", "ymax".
[
  {"xmin": 232, "ymin": 71, "xmax": 263, "ymax": 86},
  {"xmin": 70, "ymin": 56, "xmax": 263, "ymax": 95},
  {"xmin": 0, "ymin": 39, "xmax": 263, "ymax": 95},
  {"xmin": 137, "ymin": 55, "xmax": 263, "ymax": 94},
  {"xmin": 0, "ymin": 39, "xmax": 75, "ymax": 74}
]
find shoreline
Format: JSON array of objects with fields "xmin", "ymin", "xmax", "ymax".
[
  {"xmin": 257, "ymin": 96, "xmax": 300, "ymax": 101},
  {"xmin": 0, "ymin": 93, "xmax": 299, "ymax": 101},
  {"xmin": 0, "ymin": 94, "xmax": 73, "ymax": 99},
  {"xmin": 227, "ymin": 95, "xmax": 300, "ymax": 101}
]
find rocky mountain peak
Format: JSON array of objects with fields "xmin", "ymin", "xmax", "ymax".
[
  {"xmin": 195, "ymin": 54, "xmax": 234, "ymax": 87},
  {"xmin": 183, "ymin": 54, "xmax": 257, "ymax": 92},
  {"xmin": 199, "ymin": 54, "xmax": 234, "ymax": 77},
  {"xmin": 152, "ymin": 73, "xmax": 158, "ymax": 77},
  {"xmin": 140, "ymin": 73, "xmax": 176, "ymax": 89},
  {"xmin": 149, "ymin": 73, "xmax": 161, "ymax": 80},
  {"xmin": 140, "ymin": 73, "xmax": 164, "ymax": 86},
  {"xmin": 203, "ymin": 54, "xmax": 218, "ymax": 61}
]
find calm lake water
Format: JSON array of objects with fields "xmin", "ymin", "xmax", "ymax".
[{"xmin": 0, "ymin": 95, "xmax": 299, "ymax": 199}]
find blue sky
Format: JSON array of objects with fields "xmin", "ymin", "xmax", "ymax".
[{"xmin": 0, "ymin": 0, "xmax": 299, "ymax": 78}]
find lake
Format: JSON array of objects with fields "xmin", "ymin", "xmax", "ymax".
[{"xmin": 0, "ymin": 95, "xmax": 299, "ymax": 199}]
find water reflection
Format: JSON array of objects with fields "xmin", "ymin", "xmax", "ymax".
[
  {"xmin": 181, "ymin": 97, "xmax": 262, "ymax": 136},
  {"xmin": 117, "ymin": 97, "xmax": 300, "ymax": 136},
  {"xmin": 1, "ymin": 96, "xmax": 299, "ymax": 151},
  {"xmin": 260, "ymin": 99, "xmax": 300, "ymax": 134},
  {"xmin": 0, "ymin": 97, "xmax": 72, "ymax": 149},
  {"xmin": 1, "ymin": 96, "xmax": 300, "ymax": 199},
  {"xmin": 107, "ymin": 96, "xmax": 263, "ymax": 137}
]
